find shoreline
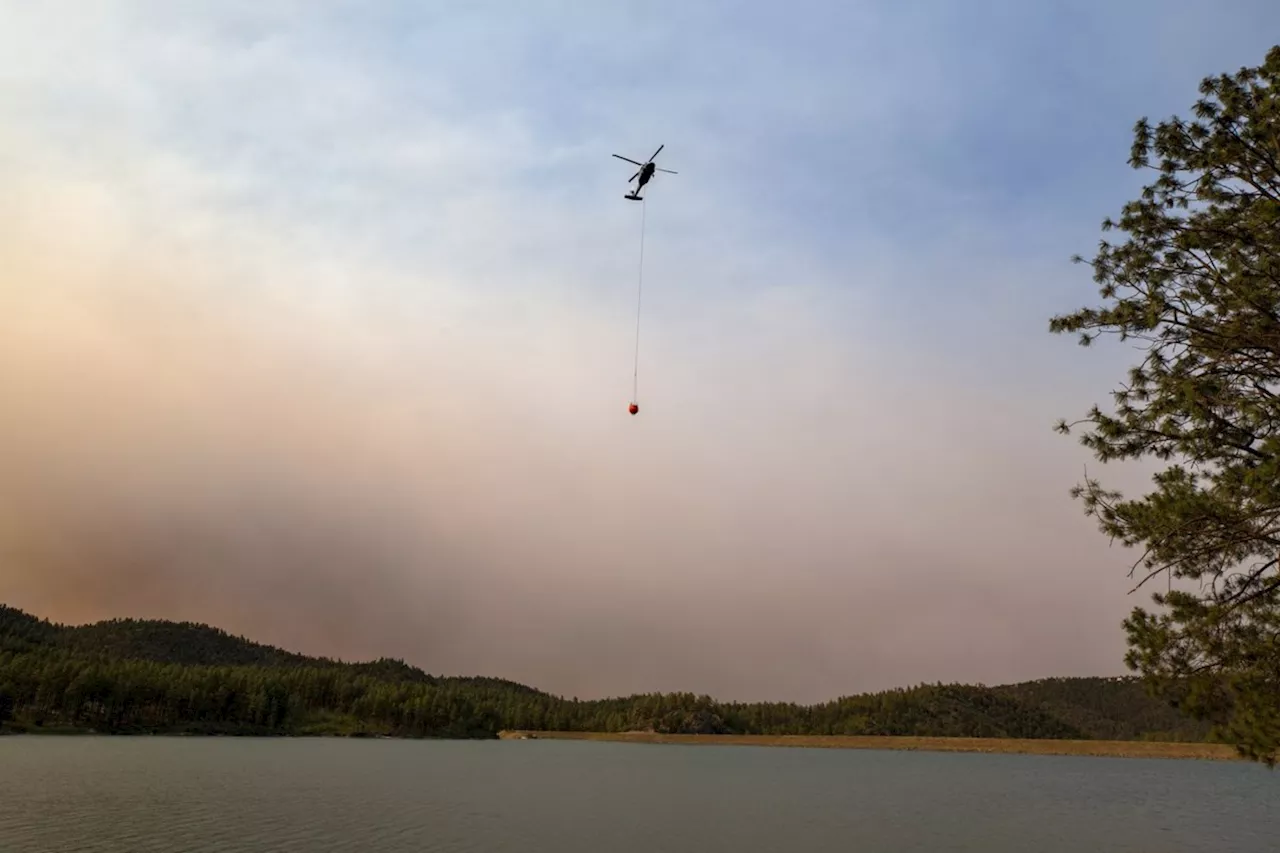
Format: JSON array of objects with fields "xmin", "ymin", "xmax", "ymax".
[
  {"xmin": 496, "ymin": 730, "xmax": 1241, "ymax": 761},
  {"xmin": 1, "ymin": 726, "xmax": 1242, "ymax": 760},
  {"xmin": 0, "ymin": 724, "xmax": 492, "ymax": 740}
]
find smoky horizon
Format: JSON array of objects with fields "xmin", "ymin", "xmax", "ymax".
[{"xmin": 4, "ymin": 0, "xmax": 1266, "ymax": 705}]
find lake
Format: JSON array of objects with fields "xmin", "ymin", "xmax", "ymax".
[{"xmin": 0, "ymin": 736, "xmax": 1275, "ymax": 851}]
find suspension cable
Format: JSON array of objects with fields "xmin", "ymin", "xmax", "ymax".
[{"xmin": 631, "ymin": 198, "xmax": 647, "ymax": 404}]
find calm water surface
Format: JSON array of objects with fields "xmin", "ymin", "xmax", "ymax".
[{"xmin": 0, "ymin": 736, "xmax": 1275, "ymax": 852}]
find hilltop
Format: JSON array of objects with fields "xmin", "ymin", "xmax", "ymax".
[
  {"xmin": 0, "ymin": 604, "xmax": 537, "ymax": 694},
  {"xmin": 0, "ymin": 604, "xmax": 1211, "ymax": 743}
]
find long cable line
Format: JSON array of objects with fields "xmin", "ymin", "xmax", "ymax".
[{"xmin": 631, "ymin": 198, "xmax": 647, "ymax": 406}]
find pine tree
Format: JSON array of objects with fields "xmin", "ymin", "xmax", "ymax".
[{"xmin": 1051, "ymin": 45, "xmax": 1280, "ymax": 766}]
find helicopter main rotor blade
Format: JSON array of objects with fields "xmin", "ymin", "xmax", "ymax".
[
  {"xmin": 648, "ymin": 144, "xmax": 664, "ymax": 162},
  {"xmin": 629, "ymin": 170, "xmax": 641, "ymax": 182},
  {"xmin": 612, "ymin": 154, "xmax": 644, "ymax": 166},
  {"xmin": 656, "ymin": 168, "xmax": 678, "ymax": 174}
]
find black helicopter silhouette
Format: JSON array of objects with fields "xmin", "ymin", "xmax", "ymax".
[{"xmin": 612, "ymin": 144, "xmax": 677, "ymax": 201}]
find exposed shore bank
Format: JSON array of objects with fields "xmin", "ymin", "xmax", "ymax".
[{"xmin": 497, "ymin": 730, "xmax": 1240, "ymax": 761}]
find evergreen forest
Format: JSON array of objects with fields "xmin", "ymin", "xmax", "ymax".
[{"xmin": 0, "ymin": 604, "xmax": 1213, "ymax": 742}]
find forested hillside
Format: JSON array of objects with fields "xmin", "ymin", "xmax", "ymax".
[
  {"xmin": 993, "ymin": 677, "xmax": 1212, "ymax": 742},
  {"xmin": 0, "ymin": 604, "xmax": 1211, "ymax": 741}
]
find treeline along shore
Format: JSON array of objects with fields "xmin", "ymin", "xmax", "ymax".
[{"xmin": 0, "ymin": 604, "xmax": 1235, "ymax": 759}]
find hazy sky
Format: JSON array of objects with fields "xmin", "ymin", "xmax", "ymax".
[{"xmin": 2, "ymin": 1, "xmax": 1278, "ymax": 703}]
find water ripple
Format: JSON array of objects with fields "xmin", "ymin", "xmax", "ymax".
[{"xmin": 0, "ymin": 737, "xmax": 1276, "ymax": 852}]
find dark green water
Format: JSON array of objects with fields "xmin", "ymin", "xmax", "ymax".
[{"xmin": 0, "ymin": 736, "xmax": 1275, "ymax": 851}]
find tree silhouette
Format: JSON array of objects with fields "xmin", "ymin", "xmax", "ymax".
[{"xmin": 1052, "ymin": 45, "xmax": 1280, "ymax": 766}]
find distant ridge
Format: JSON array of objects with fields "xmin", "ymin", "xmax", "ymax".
[
  {"xmin": 0, "ymin": 604, "xmax": 539, "ymax": 693},
  {"xmin": 0, "ymin": 603, "xmax": 1210, "ymax": 742}
]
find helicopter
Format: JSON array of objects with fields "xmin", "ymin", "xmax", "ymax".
[{"xmin": 612, "ymin": 144, "xmax": 677, "ymax": 201}]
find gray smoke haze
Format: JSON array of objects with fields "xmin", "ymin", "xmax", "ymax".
[
  {"xmin": 0, "ymin": 168, "xmax": 1157, "ymax": 702},
  {"xmin": 0, "ymin": 0, "xmax": 1215, "ymax": 703}
]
